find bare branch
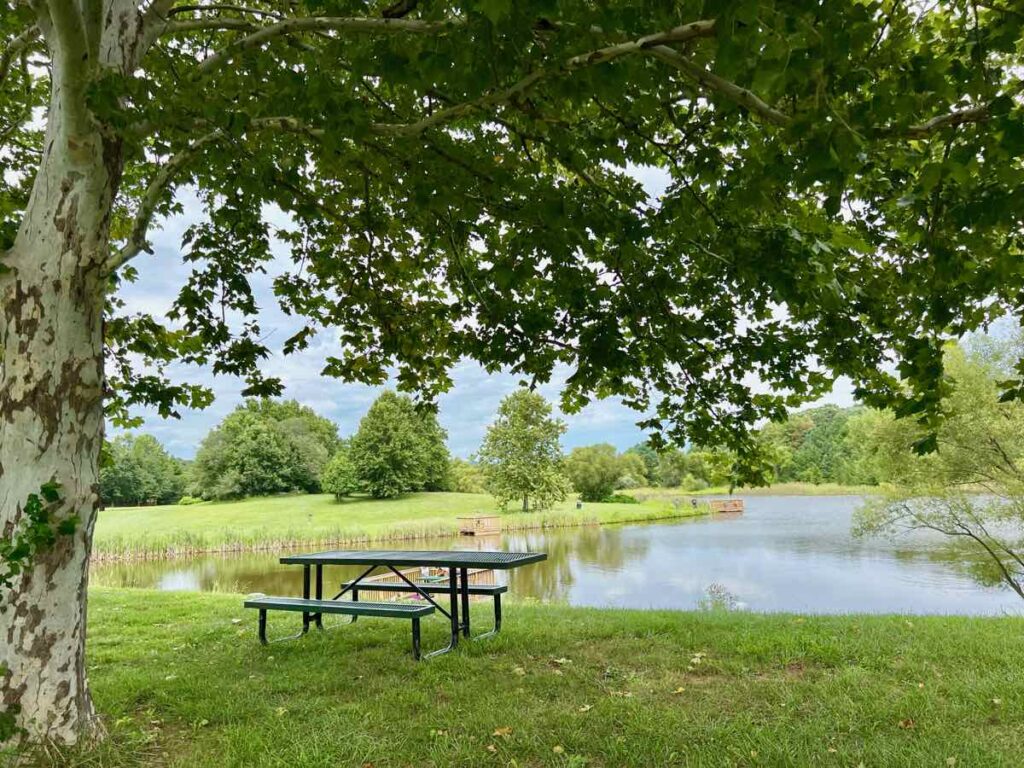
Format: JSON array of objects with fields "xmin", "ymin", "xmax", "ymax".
[
  {"xmin": 372, "ymin": 21, "xmax": 717, "ymax": 137},
  {"xmin": 646, "ymin": 45, "xmax": 791, "ymax": 126}
]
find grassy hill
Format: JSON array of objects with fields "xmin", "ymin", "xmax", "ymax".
[{"xmin": 94, "ymin": 492, "xmax": 700, "ymax": 559}]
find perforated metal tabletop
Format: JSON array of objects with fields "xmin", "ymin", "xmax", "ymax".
[{"xmin": 279, "ymin": 549, "xmax": 547, "ymax": 569}]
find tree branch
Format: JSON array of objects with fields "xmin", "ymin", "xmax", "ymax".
[
  {"xmin": 900, "ymin": 81, "xmax": 1023, "ymax": 137},
  {"xmin": 162, "ymin": 17, "xmax": 256, "ymax": 33},
  {"xmin": 167, "ymin": 4, "xmax": 285, "ymax": 19},
  {"xmin": 0, "ymin": 25, "xmax": 39, "ymax": 89},
  {"xmin": 108, "ymin": 128, "xmax": 226, "ymax": 272},
  {"xmin": 181, "ymin": 15, "xmax": 461, "ymax": 77},
  {"xmin": 81, "ymin": 0, "xmax": 103, "ymax": 62},
  {"xmin": 905, "ymin": 103, "xmax": 992, "ymax": 137},
  {"xmin": 372, "ymin": 21, "xmax": 717, "ymax": 137},
  {"xmin": 645, "ymin": 45, "xmax": 791, "ymax": 126}
]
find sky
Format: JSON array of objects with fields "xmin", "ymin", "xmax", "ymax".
[{"xmin": 116, "ymin": 167, "xmax": 855, "ymax": 460}]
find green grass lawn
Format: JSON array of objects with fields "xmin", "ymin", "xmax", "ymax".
[
  {"xmin": 27, "ymin": 589, "xmax": 1024, "ymax": 767},
  {"xmin": 94, "ymin": 493, "xmax": 702, "ymax": 559}
]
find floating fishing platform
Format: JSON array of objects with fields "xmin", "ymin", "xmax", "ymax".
[
  {"xmin": 458, "ymin": 515, "xmax": 501, "ymax": 536},
  {"xmin": 709, "ymin": 499, "xmax": 744, "ymax": 513}
]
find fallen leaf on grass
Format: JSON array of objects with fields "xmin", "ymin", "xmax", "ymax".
[
  {"xmin": 898, "ymin": 718, "xmax": 915, "ymax": 730},
  {"xmin": 513, "ymin": 666, "xmax": 527, "ymax": 676},
  {"xmin": 493, "ymin": 726, "xmax": 513, "ymax": 738},
  {"xmin": 552, "ymin": 657, "xmax": 572, "ymax": 666},
  {"xmin": 578, "ymin": 704, "xmax": 593, "ymax": 713},
  {"xmin": 673, "ymin": 687, "xmax": 686, "ymax": 695},
  {"xmin": 610, "ymin": 691, "xmax": 633, "ymax": 698},
  {"xmin": 992, "ymin": 698, "xmax": 1003, "ymax": 706},
  {"xmin": 486, "ymin": 744, "xmax": 497, "ymax": 754},
  {"xmin": 274, "ymin": 707, "xmax": 287, "ymax": 717},
  {"xmin": 946, "ymin": 758, "xmax": 957, "ymax": 767},
  {"xmin": 553, "ymin": 745, "xmax": 565, "ymax": 754}
]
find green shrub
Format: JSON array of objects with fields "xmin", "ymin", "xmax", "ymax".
[
  {"xmin": 603, "ymin": 493, "xmax": 639, "ymax": 504},
  {"xmin": 177, "ymin": 495, "xmax": 205, "ymax": 506}
]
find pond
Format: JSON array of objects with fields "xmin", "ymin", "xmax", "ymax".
[{"xmin": 91, "ymin": 495, "xmax": 1023, "ymax": 615}]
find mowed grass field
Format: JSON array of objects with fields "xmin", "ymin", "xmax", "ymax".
[
  {"xmin": 94, "ymin": 492, "xmax": 702, "ymax": 559},
  {"xmin": 24, "ymin": 589, "xmax": 1024, "ymax": 767}
]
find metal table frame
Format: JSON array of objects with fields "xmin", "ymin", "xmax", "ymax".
[{"xmin": 279, "ymin": 550, "xmax": 546, "ymax": 658}]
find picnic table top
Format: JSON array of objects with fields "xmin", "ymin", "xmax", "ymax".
[{"xmin": 279, "ymin": 549, "xmax": 547, "ymax": 569}]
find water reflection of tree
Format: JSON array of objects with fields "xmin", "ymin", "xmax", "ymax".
[
  {"xmin": 893, "ymin": 541, "xmax": 1015, "ymax": 590},
  {"xmin": 91, "ymin": 526, "xmax": 653, "ymax": 603},
  {"xmin": 91, "ymin": 554, "xmax": 380, "ymax": 596},
  {"xmin": 504, "ymin": 526, "xmax": 650, "ymax": 602}
]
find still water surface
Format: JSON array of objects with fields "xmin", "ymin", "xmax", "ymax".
[{"xmin": 91, "ymin": 496, "xmax": 1022, "ymax": 615}]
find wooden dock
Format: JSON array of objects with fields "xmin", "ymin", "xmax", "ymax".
[{"xmin": 709, "ymin": 499, "xmax": 744, "ymax": 513}]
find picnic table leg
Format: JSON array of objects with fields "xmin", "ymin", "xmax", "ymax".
[
  {"xmin": 315, "ymin": 564, "xmax": 324, "ymax": 630},
  {"xmin": 448, "ymin": 567, "xmax": 460, "ymax": 650},
  {"xmin": 301, "ymin": 565, "xmax": 312, "ymax": 635},
  {"xmin": 258, "ymin": 609, "xmax": 268, "ymax": 645},
  {"xmin": 460, "ymin": 567, "xmax": 470, "ymax": 638},
  {"xmin": 411, "ymin": 617, "xmax": 422, "ymax": 661}
]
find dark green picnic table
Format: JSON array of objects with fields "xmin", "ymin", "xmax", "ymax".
[{"xmin": 244, "ymin": 549, "xmax": 547, "ymax": 659}]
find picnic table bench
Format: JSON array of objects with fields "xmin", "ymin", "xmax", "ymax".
[{"xmin": 243, "ymin": 549, "xmax": 546, "ymax": 660}]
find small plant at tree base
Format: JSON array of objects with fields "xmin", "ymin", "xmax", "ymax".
[
  {"xmin": 0, "ymin": 482, "xmax": 77, "ymax": 609},
  {"xmin": 1, "ymin": 482, "xmax": 76, "ymax": 743}
]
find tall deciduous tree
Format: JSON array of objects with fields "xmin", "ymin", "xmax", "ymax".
[
  {"xmin": 100, "ymin": 434, "xmax": 185, "ymax": 506},
  {"xmin": 349, "ymin": 390, "xmax": 449, "ymax": 498},
  {"xmin": 1, "ymin": 0, "xmax": 1023, "ymax": 745},
  {"xmin": 855, "ymin": 341, "xmax": 1024, "ymax": 599},
  {"xmin": 190, "ymin": 398, "xmax": 338, "ymax": 498},
  {"xmin": 321, "ymin": 442, "xmax": 358, "ymax": 500},
  {"xmin": 477, "ymin": 389, "xmax": 570, "ymax": 511}
]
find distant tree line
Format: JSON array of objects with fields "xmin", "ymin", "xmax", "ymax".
[
  {"xmin": 101, "ymin": 391, "xmax": 451, "ymax": 505},
  {"xmin": 99, "ymin": 435, "xmax": 187, "ymax": 506},
  {"xmin": 102, "ymin": 390, "xmax": 879, "ymax": 508}
]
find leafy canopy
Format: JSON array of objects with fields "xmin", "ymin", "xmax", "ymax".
[
  {"xmin": 190, "ymin": 398, "xmax": 339, "ymax": 498},
  {"xmin": 566, "ymin": 444, "xmax": 626, "ymax": 502},
  {"xmin": 855, "ymin": 338, "xmax": 1024, "ymax": 599},
  {"xmin": 321, "ymin": 443, "xmax": 359, "ymax": 500},
  {"xmin": 477, "ymin": 389, "xmax": 571, "ymax": 511},
  {"xmin": 100, "ymin": 434, "xmax": 186, "ymax": 506},
  {"xmin": 349, "ymin": 390, "xmax": 450, "ymax": 498},
  {"xmin": 4, "ymin": 1, "xmax": 1024, "ymax": 471}
]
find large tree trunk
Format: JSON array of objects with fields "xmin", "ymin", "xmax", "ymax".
[{"xmin": 0, "ymin": 41, "xmax": 122, "ymax": 743}]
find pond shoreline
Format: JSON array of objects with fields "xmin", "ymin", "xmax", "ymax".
[{"xmin": 91, "ymin": 503, "xmax": 712, "ymax": 563}]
